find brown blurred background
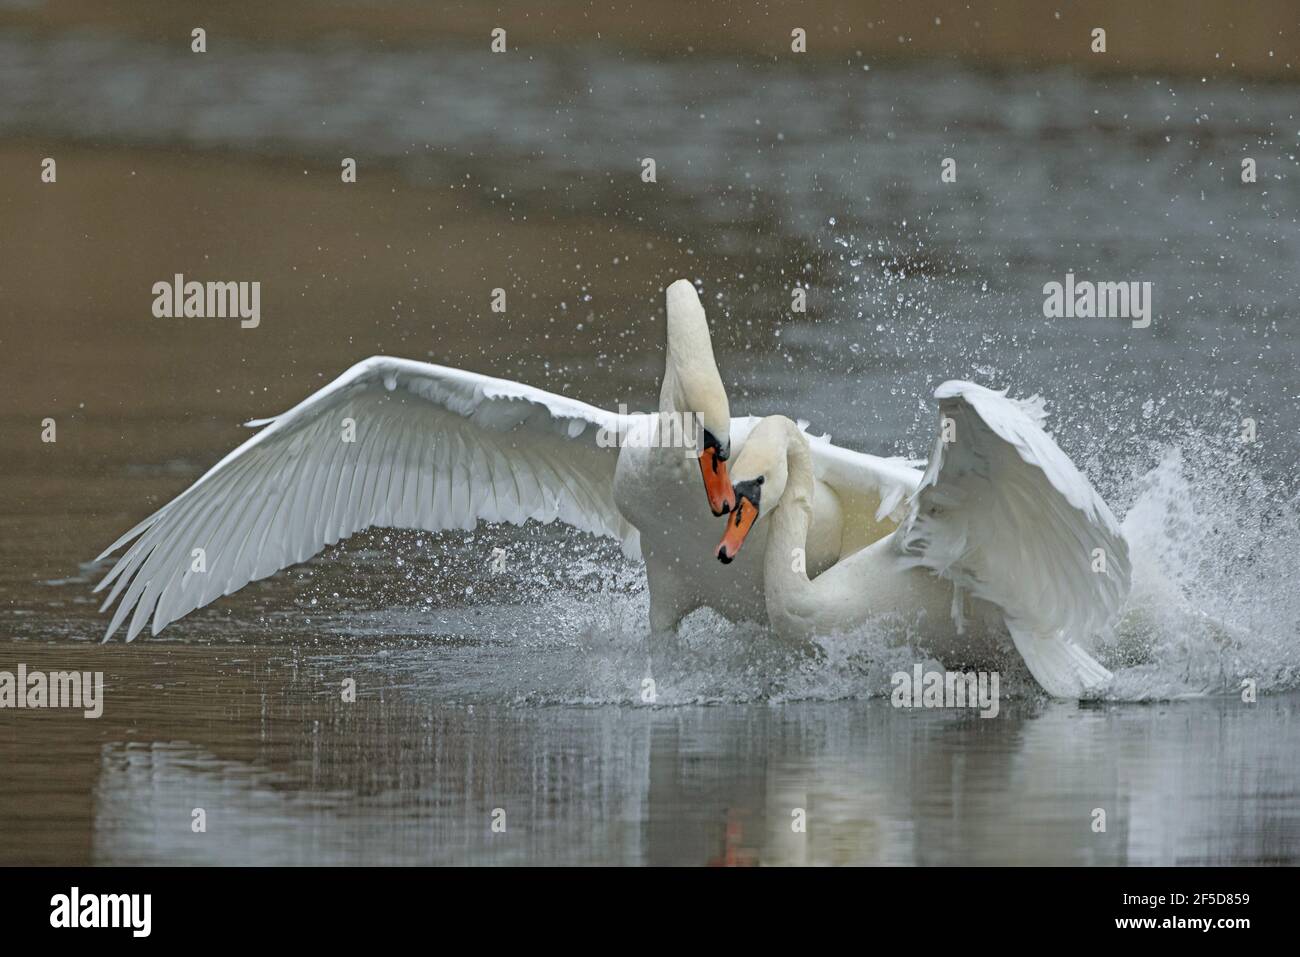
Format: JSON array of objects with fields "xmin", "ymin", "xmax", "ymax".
[{"xmin": 5, "ymin": 0, "xmax": 1298, "ymax": 75}]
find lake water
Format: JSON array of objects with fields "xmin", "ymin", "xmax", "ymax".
[{"xmin": 1, "ymin": 28, "xmax": 1298, "ymax": 864}]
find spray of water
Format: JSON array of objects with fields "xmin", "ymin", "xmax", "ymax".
[{"xmin": 315, "ymin": 422, "xmax": 1299, "ymax": 707}]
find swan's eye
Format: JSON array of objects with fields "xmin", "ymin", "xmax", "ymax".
[{"xmin": 731, "ymin": 477, "xmax": 763, "ymax": 513}]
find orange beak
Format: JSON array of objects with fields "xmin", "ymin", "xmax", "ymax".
[
  {"xmin": 698, "ymin": 446, "xmax": 736, "ymax": 517},
  {"xmin": 715, "ymin": 497, "xmax": 758, "ymax": 564}
]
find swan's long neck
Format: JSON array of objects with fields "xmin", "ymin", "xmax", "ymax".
[
  {"xmin": 763, "ymin": 422, "xmax": 819, "ymax": 633},
  {"xmin": 659, "ymin": 294, "xmax": 726, "ymax": 420}
]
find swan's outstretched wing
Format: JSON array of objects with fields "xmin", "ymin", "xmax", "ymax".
[
  {"xmin": 734, "ymin": 417, "xmax": 923, "ymax": 557},
  {"xmin": 93, "ymin": 356, "xmax": 639, "ymax": 641},
  {"xmin": 893, "ymin": 381, "xmax": 1130, "ymax": 697}
]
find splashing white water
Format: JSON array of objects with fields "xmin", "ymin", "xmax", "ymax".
[
  {"xmin": 420, "ymin": 440, "xmax": 1300, "ymax": 706},
  {"xmin": 1106, "ymin": 446, "xmax": 1300, "ymax": 699},
  {"xmin": 125, "ymin": 433, "xmax": 1296, "ymax": 707}
]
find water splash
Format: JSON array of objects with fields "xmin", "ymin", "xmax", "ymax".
[{"xmin": 1107, "ymin": 445, "xmax": 1300, "ymax": 699}]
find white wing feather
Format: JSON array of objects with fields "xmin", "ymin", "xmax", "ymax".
[
  {"xmin": 93, "ymin": 356, "xmax": 638, "ymax": 641},
  {"xmin": 729, "ymin": 416, "xmax": 923, "ymax": 515},
  {"xmin": 801, "ymin": 431, "xmax": 923, "ymax": 524},
  {"xmin": 894, "ymin": 381, "xmax": 1130, "ymax": 695},
  {"xmin": 733, "ymin": 416, "xmax": 923, "ymax": 553}
]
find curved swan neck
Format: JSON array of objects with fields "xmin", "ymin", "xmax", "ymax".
[
  {"xmin": 659, "ymin": 292, "xmax": 727, "ymax": 425},
  {"xmin": 764, "ymin": 421, "xmax": 817, "ymax": 611},
  {"xmin": 781, "ymin": 420, "xmax": 815, "ymax": 510}
]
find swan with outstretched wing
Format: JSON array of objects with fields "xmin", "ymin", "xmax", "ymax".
[{"xmin": 94, "ymin": 280, "xmax": 922, "ymax": 641}]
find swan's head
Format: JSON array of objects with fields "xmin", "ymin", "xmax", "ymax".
[
  {"xmin": 665, "ymin": 279, "xmax": 735, "ymax": 516},
  {"xmin": 696, "ymin": 425, "xmax": 735, "ymax": 517},
  {"xmin": 715, "ymin": 416, "xmax": 792, "ymax": 563}
]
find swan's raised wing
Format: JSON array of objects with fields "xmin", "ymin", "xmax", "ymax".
[
  {"xmin": 733, "ymin": 416, "xmax": 924, "ymax": 558},
  {"xmin": 893, "ymin": 381, "xmax": 1130, "ymax": 697},
  {"xmin": 93, "ymin": 356, "xmax": 639, "ymax": 641}
]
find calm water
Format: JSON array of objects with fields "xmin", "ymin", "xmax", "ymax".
[{"xmin": 2, "ymin": 29, "xmax": 1298, "ymax": 864}]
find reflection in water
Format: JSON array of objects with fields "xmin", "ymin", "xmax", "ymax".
[{"xmin": 77, "ymin": 663, "xmax": 1299, "ymax": 865}]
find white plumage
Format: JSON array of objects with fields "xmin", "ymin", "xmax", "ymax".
[
  {"xmin": 94, "ymin": 357, "xmax": 639, "ymax": 641},
  {"xmin": 721, "ymin": 383, "xmax": 1130, "ymax": 698},
  {"xmin": 895, "ymin": 382, "xmax": 1130, "ymax": 695},
  {"xmin": 93, "ymin": 281, "xmax": 922, "ymax": 642}
]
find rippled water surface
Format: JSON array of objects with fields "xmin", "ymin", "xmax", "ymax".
[
  {"xmin": 2, "ymin": 27, "xmax": 1298, "ymax": 864},
  {"xmin": 4, "ymin": 636, "xmax": 1298, "ymax": 865}
]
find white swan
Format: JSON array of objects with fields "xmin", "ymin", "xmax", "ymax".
[
  {"xmin": 714, "ymin": 383, "xmax": 1131, "ymax": 698},
  {"xmin": 92, "ymin": 280, "xmax": 923, "ymax": 641}
]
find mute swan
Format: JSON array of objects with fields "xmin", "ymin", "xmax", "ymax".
[
  {"xmin": 714, "ymin": 383, "xmax": 1131, "ymax": 698},
  {"xmin": 92, "ymin": 280, "xmax": 923, "ymax": 641}
]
